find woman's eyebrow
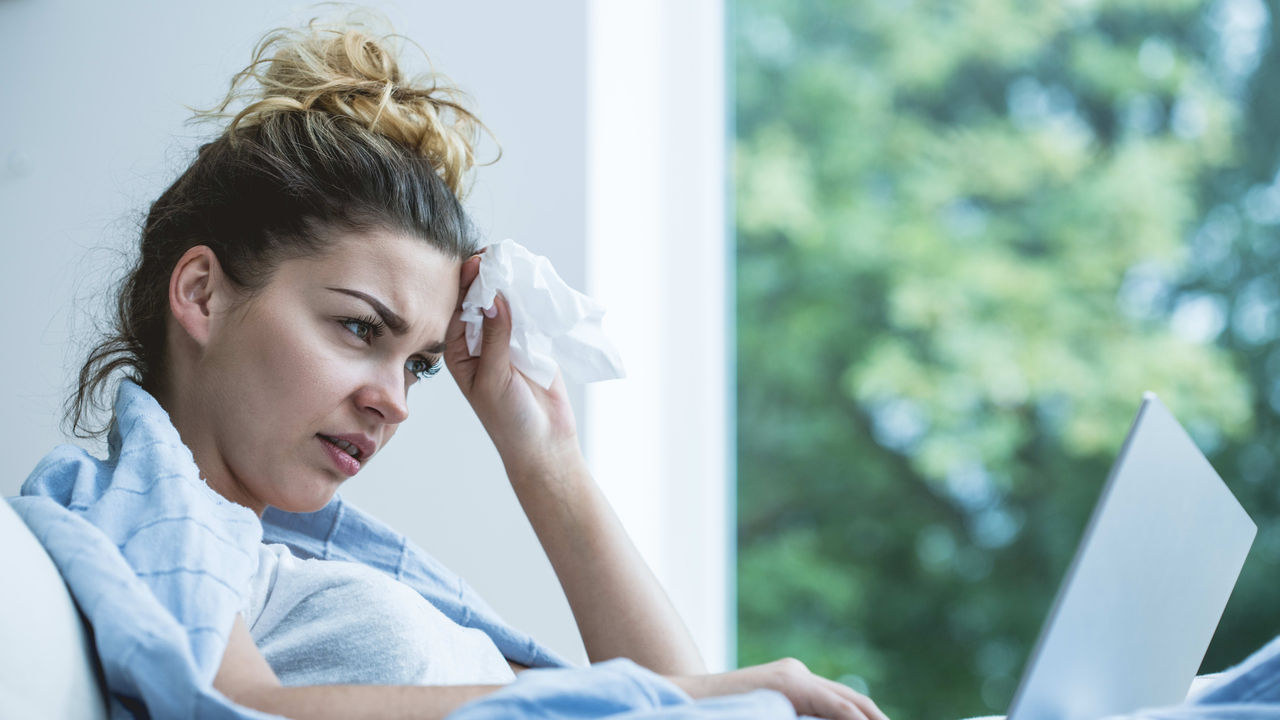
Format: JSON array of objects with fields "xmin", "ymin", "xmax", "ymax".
[{"xmin": 326, "ymin": 287, "xmax": 447, "ymax": 353}]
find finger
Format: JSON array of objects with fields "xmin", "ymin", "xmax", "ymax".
[
  {"xmin": 442, "ymin": 314, "xmax": 476, "ymax": 379},
  {"xmin": 819, "ymin": 678, "xmax": 889, "ymax": 720},
  {"xmin": 443, "ymin": 299, "xmax": 476, "ymax": 367},
  {"xmin": 457, "ymin": 255, "xmax": 482, "ymax": 305},
  {"xmin": 443, "ymin": 261, "xmax": 483, "ymax": 389},
  {"xmin": 826, "ymin": 693, "xmax": 871, "ymax": 720},
  {"xmin": 476, "ymin": 292, "xmax": 514, "ymax": 380},
  {"xmin": 446, "ymin": 255, "xmax": 485, "ymax": 356},
  {"xmin": 800, "ymin": 686, "xmax": 869, "ymax": 720},
  {"xmin": 851, "ymin": 694, "xmax": 888, "ymax": 720},
  {"xmin": 444, "ymin": 295, "xmax": 472, "ymax": 352},
  {"xmin": 441, "ymin": 321, "xmax": 477, "ymax": 392}
]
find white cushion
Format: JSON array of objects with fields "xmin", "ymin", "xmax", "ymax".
[{"xmin": 0, "ymin": 499, "xmax": 108, "ymax": 719}]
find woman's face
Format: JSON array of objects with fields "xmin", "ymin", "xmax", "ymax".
[{"xmin": 173, "ymin": 227, "xmax": 461, "ymax": 515}]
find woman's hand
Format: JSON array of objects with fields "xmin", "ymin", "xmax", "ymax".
[
  {"xmin": 443, "ymin": 255, "xmax": 580, "ymax": 473},
  {"xmin": 668, "ymin": 659, "xmax": 890, "ymax": 720}
]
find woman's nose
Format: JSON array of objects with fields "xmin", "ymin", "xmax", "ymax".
[{"xmin": 360, "ymin": 367, "xmax": 409, "ymax": 424}]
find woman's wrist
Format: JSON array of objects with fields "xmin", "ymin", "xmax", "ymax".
[
  {"xmin": 498, "ymin": 438, "xmax": 588, "ymax": 490},
  {"xmin": 664, "ymin": 674, "xmax": 709, "ymax": 700}
]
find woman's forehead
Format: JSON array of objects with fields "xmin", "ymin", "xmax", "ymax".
[{"xmin": 280, "ymin": 229, "xmax": 460, "ymax": 320}]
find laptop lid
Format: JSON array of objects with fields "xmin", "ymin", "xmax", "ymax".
[{"xmin": 1006, "ymin": 393, "xmax": 1256, "ymax": 720}]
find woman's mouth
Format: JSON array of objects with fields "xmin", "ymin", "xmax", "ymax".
[{"xmin": 318, "ymin": 434, "xmax": 361, "ymax": 476}]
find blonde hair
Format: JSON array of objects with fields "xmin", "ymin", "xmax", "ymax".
[
  {"xmin": 66, "ymin": 13, "xmax": 487, "ymax": 439},
  {"xmin": 207, "ymin": 15, "xmax": 490, "ymax": 197}
]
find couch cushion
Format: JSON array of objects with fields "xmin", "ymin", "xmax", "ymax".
[{"xmin": 0, "ymin": 498, "xmax": 108, "ymax": 719}]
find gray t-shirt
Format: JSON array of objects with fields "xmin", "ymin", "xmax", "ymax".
[{"xmin": 242, "ymin": 543, "xmax": 517, "ymax": 687}]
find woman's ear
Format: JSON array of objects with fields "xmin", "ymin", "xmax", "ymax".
[{"xmin": 168, "ymin": 245, "xmax": 230, "ymax": 348}]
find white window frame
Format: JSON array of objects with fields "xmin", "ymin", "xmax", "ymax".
[{"xmin": 584, "ymin": 0, "xmax": 732, "ymax": 672}]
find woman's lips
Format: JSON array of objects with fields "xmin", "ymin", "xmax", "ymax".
[{"xmin": 318, "ymin": 434, "xmax": 361, "ymax": 476}]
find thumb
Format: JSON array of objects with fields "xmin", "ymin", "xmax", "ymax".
[{"xmin": 479, "ymin": 293, "xmax": 513, "ymax": 370}]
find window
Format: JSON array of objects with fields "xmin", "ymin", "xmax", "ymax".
[{"xmin": 734, "ymin": 1, "xmax": 1280, "ymax": 717}]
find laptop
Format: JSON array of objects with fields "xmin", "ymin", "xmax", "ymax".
[{"xmin": 989, "ymin": 392, "xmax": 1257, "ymax": 720}]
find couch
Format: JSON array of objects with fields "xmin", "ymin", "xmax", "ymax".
[{"xmin": 1, "ymin": 498, "xmax": 109, "ymax": 718}]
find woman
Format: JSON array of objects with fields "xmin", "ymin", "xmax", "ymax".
[{"xmin": 50, "ymin": 15, "xmax": 888, "ymax": 720}]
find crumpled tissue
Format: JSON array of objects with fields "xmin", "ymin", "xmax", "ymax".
[{"xmin": 460, "ymin": 239, "xmax": 625, "ymax": 389}]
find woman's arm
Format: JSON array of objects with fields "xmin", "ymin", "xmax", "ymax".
[
  {"xmin": 503, "ymin": 436, "xmax": 707, "ymax": 675},
  {"xmin": 443, "ymin": 256, "xmax": 706, "ymax": 676},
  {"xmin": 214, "ymin": 614, "xmax": 506, "ymax": 720},
  {"xmin": 217, "ymin": 603, "xmax": 885, "ymax": 720},
  {"xmin": 217, "ymin": 614, "xmax": 887, "ymax": 720},
  {"xmin": 440, "ymin": 259, "xmax": 889, "ymax": 719}
]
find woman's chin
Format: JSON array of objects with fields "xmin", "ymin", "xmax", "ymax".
[{"xmin": 271, "ymin": 488, "xmax": 339, "ymax": 514}]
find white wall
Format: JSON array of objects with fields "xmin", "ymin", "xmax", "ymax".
[{"xmin": 0, "ymin": 0, "xmax": 727, "ymax": 671}]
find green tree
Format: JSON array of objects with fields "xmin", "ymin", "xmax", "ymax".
[{"xmin": 734, "ymin": 1, "xmax": 1280, "ymax": 717}]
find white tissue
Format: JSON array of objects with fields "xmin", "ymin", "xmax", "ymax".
[{"xmin": 460, "ymin": 239, "xmax": 625, "ymax": 389}]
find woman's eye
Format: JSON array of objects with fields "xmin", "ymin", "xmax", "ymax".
[
  {"xmin": 339, "ymin": 315, "xmax": 385, "ymax": 344},
  {"xmin": 340, "ymin": 319, "xmax": 371, "ymax": 341},
  {"xmin": 406, "ymin": 356, "xmax": 444, "ymax": 381}
]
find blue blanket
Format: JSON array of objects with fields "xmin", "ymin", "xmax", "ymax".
[{"xmin": 10, "ymin": 379, "xmax": 794, "ymax": 719}]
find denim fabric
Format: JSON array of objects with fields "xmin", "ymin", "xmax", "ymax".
[
  {"xmin": 963, "ymin": 636, "xmax": 1280, "ymax": 720},
  {"xmin": 1192, "ymin": 635, "xmax": 1280, "ymax": 706},
  {"xmin": 1112, "ymin": 635, "xmax": 1280, "ymax": 719}
]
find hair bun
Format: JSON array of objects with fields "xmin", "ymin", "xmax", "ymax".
[{"xmin": 208, "ymin": 15, "xmax": 487, "ymax": 197}]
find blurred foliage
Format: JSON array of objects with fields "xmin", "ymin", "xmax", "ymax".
[{"xmin": 733, "ymin": 0, "xmax": 1280, "ymax": 717}]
